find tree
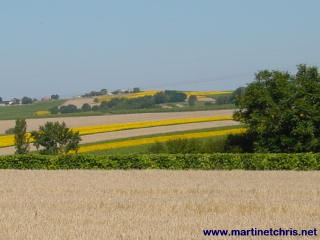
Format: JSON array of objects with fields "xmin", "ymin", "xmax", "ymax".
[
  {"xmin": 31, "ymin": 121, "xmax": 81, "ymax": 155},
  {"xmin": 133, "ymin": 87, "xmax": 140, "ymax": 93},
  {"xmin": 49, "ymin": 106, "xmax": 59, "ymax": 114},
  {"xmin": 59, "ymin": 104, "xmax": 78, "ymax": 113},
  {"xmin": 100, "ymin": 89, "xmax": 108, "ymax": 95},
  {"xmin": 234, "ymin": 64, "xmax": 320, "ymax": 153},
  {"xmin": 81, "ymin": 103, "xmax": 92, "ymax": 112},
  {"xmin": 51, "ymin": 94, "xmax": 59, "ymax": 100},
  {"xmin": 232, "ymin": 87, "xmax": 246, "ymax": 103},
  {"xmin": 14, "ymin": 119, "xmax": 29, "ymax": 154},
  {"xmin": 154, "ymin": 91, "xmax": 168, "ymax": 104},
  {"xmin": 215, "ymin": 95, "xmax": 232, "ymax": 104},
  {"xmin": 164, "ymin": 90, "xmax": 187, "ymax": 102},
  {"xmin": 0, "ymin": 96, "xmax": 2, "ymax": 102},
  {"xmin": 188, "ymin": 95, "xmax": 197, "ymax": 106},
  {"xmin": 21, "ymin": 96, "xmax": 33, "ymax": 104}
]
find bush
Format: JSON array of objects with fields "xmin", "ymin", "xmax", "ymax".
[
  {"xmin": 81, "ymin": 103, "xmax": 92, "ymax": 112},
  {"xmin": 59, "ymin": 104, "xmax": 78, "ymax": 114},
  {"xmin": 0, "ymin": 153, "xmax": 319, "ymax": 170}
]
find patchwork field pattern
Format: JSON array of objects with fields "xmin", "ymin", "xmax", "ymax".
[
  {"xmin": 78, "ymin": 127, "xmax": 245, "ymax": 153},
  {"xmin": 0, "ymin": 116, "xmax": 233, "ymax": 148}
]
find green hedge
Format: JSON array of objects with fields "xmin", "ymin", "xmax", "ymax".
[{"xmin": 0, "ymin": 153, "xmax": 320, "ymax": 170}]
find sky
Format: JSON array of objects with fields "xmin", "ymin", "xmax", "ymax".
[{"xmin": 1, "ymin": 0, "xmax": 320, "ymax": 99}]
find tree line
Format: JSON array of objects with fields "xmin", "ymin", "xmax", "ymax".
[{"xmin": 50, "ymin": 90, "xmax": 189, "ymax": 114}]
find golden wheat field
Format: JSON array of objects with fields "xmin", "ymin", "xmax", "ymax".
[{"xmin": 0, "ymin": 170, "xmax": 319, "ymax": 240}]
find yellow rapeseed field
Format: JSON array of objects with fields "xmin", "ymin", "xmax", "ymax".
[
  {"xmin": 0, "ymin": 116, "xmax": 233, "ymax": 148},
  {"xmin": 0, "ymin": 133, "xmax": 33, "ymax": 148},
  {"xmin": 185, "ymin": 91, "xmax": 232, "ymax": 97},
  {"xmin": 34, "ymin": 110, "xmax": 51, "ymax": 116},
  {"xmin": 98, "ymin": 90, "xmax": 160, "ymax": 102},
  {"xmin": 77, "ymin": 128, "xmax": 246, "ymax": 153},
  {"xmin": 0, "ymin": 135, "xmax": 15, "ymax": 148}
]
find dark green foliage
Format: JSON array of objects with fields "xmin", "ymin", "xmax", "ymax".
[
  {"xmin": 82, "ymin": 89, "xmax": 108, "ymax": 97},
  {"xmin": 14, "ymin": 118, "xmax": 29, "ymax": 154},
  {"xmin": 81, "ymin": 103, "xmax": 92, "ymax": 112},
  {"xmin": 31, "ymin": 122, "xmax": 81, "ymax": 155},
  {"xmin": 235, "ymin": 65, "xmax": 320, "ymax": 153},
  {"xmin": 166, "ymin": 138, "xmax": 200, "ymax": 153},
  {"xmin": 148, "ymin": 137, "xmax": 227, "ymax": 154},
  {"xmin": 133, "ymin": 87, "xmax": 140, "ymax": 93},
  {"xmin": 49, "ymin": 106, "xmax": 59, "ymax": 114},
  {"xmin": 232, "ymin": 87, "xmax": 246, "ymax": 103},
  {"xmin": 188, "ymin": 95, "xmax": 197, "ymax": 106},
  {"xmin": 50, "ymin": 94, "xmax": 59, "ymax": 100},
  {"xmin": 154, "ymin": 91, "xmax": 168, "ymax": 104},
  {"xmin": 91, "ymin": 105, "xmax": 100, "ymax": 111},
  {"xmin": 215, "ymin": 95, "xmax": 233, "ymax": 104},
  {"xmin": 164, "ymin": 90, "xmax": 187, "ymax": 102},
  {"xmin": 99, "ymin": 96, "xmax": 155, "ymax": 111},
  {"xmin": 0, "ymin": 153, "xmax": 319, "ymax": 170},
  {"xmin": 154, "ymin": 90, "xmax": 187, "ymax": 104},
  {"xmin": 21, "ymin": 96, "xmax": 34, "ymax": 104},
  {"xmin": 59, "ymin": 104, "xmax": 78, "ymax": 114},
  {"xmin": 224, "ymin": 133, "xmax": 254, "ymax": 153}
]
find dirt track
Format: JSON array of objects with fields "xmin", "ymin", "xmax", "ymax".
[
  {"xmin": 0, "ymin": 120, "xmax": 239, "ymax": 155},
  {"xmin": 0, "ymin": 110, "xmax": 235, "ymax": 134}
]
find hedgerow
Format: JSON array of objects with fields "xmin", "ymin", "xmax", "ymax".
[{"xmin": 0, "ymin": 153, "xmax": 319, "ymax": 170}]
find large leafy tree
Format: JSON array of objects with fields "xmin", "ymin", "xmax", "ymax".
[
  {"xmin": 31, "ymin": 122, "xmax": 81, "ymax": 154},
  {"xmin": 234, "ymin": 65, "xmax": 320, "ymax": 153}
]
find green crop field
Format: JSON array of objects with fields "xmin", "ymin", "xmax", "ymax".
[{"xmin": 0, "ymin": 100, "xmax": 64, "ymax": 120}]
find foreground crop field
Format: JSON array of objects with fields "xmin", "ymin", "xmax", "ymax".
[{"xmin": 0, "ymin": 170, "xmax": 319, "ymax": 240}]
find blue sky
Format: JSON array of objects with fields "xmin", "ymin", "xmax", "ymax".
[{"xmin": 1, "ymin": 0, "xmax": 320, "ymax": 99}]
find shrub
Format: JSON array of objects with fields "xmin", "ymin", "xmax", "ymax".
[
  {"xmin": 59, "ymin": 104, "xmax": 78, "ymax": 114},
  {"xmin": 0, "ymin": 153, "xmax": 319, "ymax": 170}
]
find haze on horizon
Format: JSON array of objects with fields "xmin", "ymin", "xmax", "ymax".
[{"xmin": 1, "ymin": 0, "xmax": 320, "ymax": 99}]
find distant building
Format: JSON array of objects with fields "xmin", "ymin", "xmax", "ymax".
[
  {"xmin": 0, "ymin": 98, "xmax": 21, "ymax": 106},
  {"xmin": 0, "ymin": 100, "xmax": 12, "ymax": 106}
]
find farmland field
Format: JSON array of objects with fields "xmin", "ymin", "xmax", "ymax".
[
  {"xmin": 0, "ymin": 170, "xmax": 319, "ymax": 239},
  {"xmin": 0, "ymin": 109, "xmax": 235, "ymax": 134},
  {"xmin": 0, "ymin": 100, "xmax": 64, "ymax": 120},
  {"xmin": 0, "ymin": 122, "xmax": 240, "ymax": 155}
]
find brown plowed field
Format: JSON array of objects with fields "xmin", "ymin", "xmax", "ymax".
[
  {"xmin": 0, "ymin": 170, "xmax": 319, "ymax": 239},
  {"xmin": 0, "ymin": 110, "xmax": 235, "ymax": 134}
]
